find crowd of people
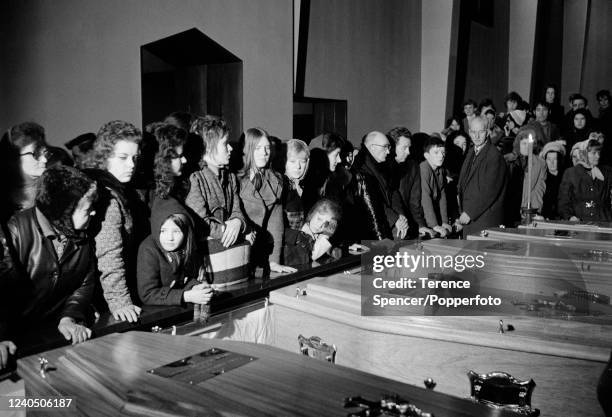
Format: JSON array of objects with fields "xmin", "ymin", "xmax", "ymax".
[{"xmin": 0, "ymin": 85, "xmax": 611, "ymax": 369}]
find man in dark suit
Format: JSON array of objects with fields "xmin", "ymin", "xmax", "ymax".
[{"xmin": 457, "ymin": 117, "xmax": 507, "ymax": 236}]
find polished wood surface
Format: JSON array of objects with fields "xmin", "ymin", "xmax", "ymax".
[
  {"xmin": 18, "ymin": 331, "xmax": 512, "ymax": 417},
  {"xmin": 8, "ymin": 254, "xmax": 360, "ymax": 361},
  {"xmin": 406, "ymin": 239, "xmax": 612, "ymax": 311},
  {"xmin": 269, "ymin": 274, "xmax": 610, "ymax": 417},
  {"xmin": 471, "ymin": 227, "xmax": 612, "ymax": 249},
  {"xmin": 520, "ymin": 219, "xmax": 612, "ymax": 233}
]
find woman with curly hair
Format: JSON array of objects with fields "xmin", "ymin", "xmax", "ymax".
[
  {"xmin": 152, "ymin": 124, "xmax": 189, "ymax": 202},
  {"xmin": 239, "ymin": 127, "xmax": 296, "ymax": 274},
  {"xmin": 83, "ymin": 120, "xmax": 146, "ymax": 323}
]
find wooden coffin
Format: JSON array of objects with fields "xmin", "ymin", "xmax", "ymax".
[
  {"xmin": 519, "ymin": 219, "xmax": 612, "ymax": 234},
  {"xmin": 469, "ymin": 226, "xmax": 612, "ymax": 250},
  {"xmin": 269, "ymin": 273, "xmax": 611, "ymax": 417},
  {"xmin": 17, "ymin": 331, "xmax": 511, "ymax": 417},
  {"xmin": 410, "ymin": 239, "xmax": 612, "ymax": 310}
]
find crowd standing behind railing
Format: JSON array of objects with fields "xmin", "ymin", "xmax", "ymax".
[{"xmin": 0, "ymin": 86, "xmax": 611, "ymax": 370}]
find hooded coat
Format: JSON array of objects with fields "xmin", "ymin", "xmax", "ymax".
[{"xmin": 137, "ymin": 197, "xmax": 199, "ymax": 306}]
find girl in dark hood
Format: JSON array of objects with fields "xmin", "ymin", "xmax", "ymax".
[{"xmin": 137, "ymin": 197, "xmax": 212, "ymax": 307}]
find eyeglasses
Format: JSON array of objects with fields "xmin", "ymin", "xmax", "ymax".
[
  {"xmin": 20, "ymin": 147, "xmax": 49, "ymax": 160},
  {"xmin": 469, "ymin": 130, "xmax": 487, "ymax": 137},
  {"xmin": 371, "ymin": 143, "xmax": 392, "ymax": 150}
]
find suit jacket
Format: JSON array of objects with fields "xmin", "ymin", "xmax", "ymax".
[{"xmin": 458, "ymin": 141, "xmax": 507, "ymax": 235}]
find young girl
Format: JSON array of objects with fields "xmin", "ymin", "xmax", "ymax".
[
  {"xmin": 137, "ymin": 197, "xmax": 212, "ymax": 307},
  {"xmin": 283, "ymin": 199, "xmax": 342, "ymax": 267},
  {"xmin": 239, "ymin": 128, "xmax": 295, "ymax": 273},
  {"xmin": 282, "ymin": 139, "xmax": 310, "ymax": 230}
]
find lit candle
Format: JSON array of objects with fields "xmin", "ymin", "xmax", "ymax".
[{"xmin": 526, "ymin": 134, "xmax": 534, "ymax": 210}]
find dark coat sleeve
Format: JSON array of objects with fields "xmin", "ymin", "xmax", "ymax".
[
  {"xmin": 59, "ymin": 248, "xmax": 95, "ymax": 323},
  {"xmin": 137, "ymin": 240, "xmax": 186, "ymax": 306},
  {"xmin": 0, "ymin": 227, "xmax": 18, "ymax": 340},
  {"xmin": 400, "ymin": 163, "xmax": 426, "ymax": 228},
  {"xmin": 558, "ymin": 169, "xmax": 576, "ymax": 220},
  {"xmin": 462, "ymin": 147, "xmax": 507, "ymax": 222}
]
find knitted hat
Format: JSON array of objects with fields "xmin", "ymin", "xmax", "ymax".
[{"xmin": 539, "ymin": 140, "xmax": 566, "ymax": 159}]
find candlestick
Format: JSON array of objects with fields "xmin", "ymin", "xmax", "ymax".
[{"xmin": 527, "ymin": 134, "xmax": 533, "ymax": 210}]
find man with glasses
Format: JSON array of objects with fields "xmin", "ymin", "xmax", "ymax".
[
  {"xmin": 352, "ymin": 131, "xmax": 409, "ymax": 240},
  {"xmin": 457, "ymin": 117, "xmax": 507, "ymax": 236}
]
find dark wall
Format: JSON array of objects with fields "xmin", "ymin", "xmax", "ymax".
[
  {"xmin": 303, "ymin": 0, "xmax": 422, "ymax": 143},
  {"xmin": 530, "ymin": 0, "xmax": 564, "ymax": 105},
  {"xmin": 0, "ymin": 0, "xmax": 292, "ymax": 146},
  {"xmin": 582, "ymin": 0, "xmax": 612, "ymax": 105},
  {"xmin": 461, "ymin": 0, "xmax": 510, "ymax": 112}
]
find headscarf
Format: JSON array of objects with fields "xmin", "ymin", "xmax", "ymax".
[{"xmin": 571, "ymin": 140, "xmax": 604, "ymax": 181}]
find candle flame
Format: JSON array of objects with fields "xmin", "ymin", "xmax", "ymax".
[{"xmin": 528, "ymin": 133, "xmax": 534, "ymax": 143}]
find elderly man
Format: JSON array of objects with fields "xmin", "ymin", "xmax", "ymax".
[
  {"xmin": 352, "ymin": 131, "xmax": 408, "ymax": 240},
  {"xmin": 457, "ymin": 117, "xmax": 507, "ymax": 236}
]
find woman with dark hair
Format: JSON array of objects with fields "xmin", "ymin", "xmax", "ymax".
[
  {"xmin": 1, "ymin": 165, "xmax": 97, "ymax": 348},
  {"xmin": 544, "ymin": 84, "xmax": 565, "ymax": 127},
  {"xmin": 441, "ymin": 116, "xmax": 463, "ymax": 140},
  {"xmin": 0, "ymin": 122, "xmax": 48, "ymax": 223},
  {"xmin": 559, "ymin": 139, "xmax": 612, "ymax": 221},
  {"xmin": 83, "ymin": 120, "xmax": 145, "ymax": 323},
  {"xmin": 498, "ymin": 110, "xmax": 527, "ymax": 155},
  {"xmin": 302, "ymin": 132, "xmax": 345, "ymax": 210},
  {"xmin": 239, "ymin": 128, "xmax": 295, "ymax": 273},
  {"xmin": 539, "ymin": 141, "xmax": 566, "ymax": 219},
  {"xmin": 564, "ymin": 108, "xmax": 591, "ymax": 154},
  {"xmin": 152, "ymin": 124, "xmax": 189, "ymax": 202}
]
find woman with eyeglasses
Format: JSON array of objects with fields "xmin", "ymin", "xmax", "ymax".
[
  {"xmin": 83, "ymin": 121, "xmax": 147, "ymax": 324},
  {"xmin": 238, "ymin": 128, "xmax": 296, "ymax": 274},
  {"xmin": 0, "ymin": 122, "xmax": 48, "ymax": 223}
]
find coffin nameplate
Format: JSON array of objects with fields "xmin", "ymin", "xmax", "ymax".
[{"xmin": 148, "ymin": 348, "xmax": 256, "ymax": 384}]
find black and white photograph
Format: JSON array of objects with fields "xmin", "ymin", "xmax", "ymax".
[{"xmin": 1, "ymin": 0, "xmax": 611, "ymax": 416}]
